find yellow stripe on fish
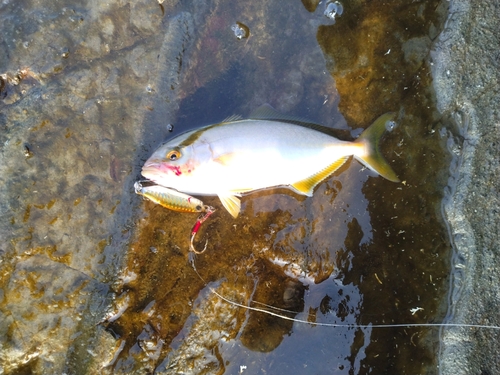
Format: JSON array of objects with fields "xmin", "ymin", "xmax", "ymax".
[{"xmin": 141, "ymin": 105, "xmax": 399, "ymax": 218}]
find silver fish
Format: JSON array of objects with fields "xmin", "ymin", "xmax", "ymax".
[{"xmin": 142, "ymin": 105, "xmax": 399, "ymax": 218}]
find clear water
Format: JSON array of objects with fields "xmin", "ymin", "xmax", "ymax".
[{"xmin": 0, "ymin": 0, "xmax": 451, "ymax": 374}]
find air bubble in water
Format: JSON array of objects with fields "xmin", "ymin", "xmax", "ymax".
[
  {"xmin": 61, "ymin": 47, "xmax": 70, "ymax": 58},
  {"xmin": 324, "ymin": 1, "xmax": 343, "ymax": 22},
  {"xmin": 386, "ymin": 120, "xmax": 397, "ymax": 132},
  {"xmin": 231, "ymin": 22, "xmax": 250, "ymax": 40}
]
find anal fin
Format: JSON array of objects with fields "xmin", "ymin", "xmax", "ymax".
[{"xmin": 291, "ymin": 157, "xmax": 349, "ymax": 196}]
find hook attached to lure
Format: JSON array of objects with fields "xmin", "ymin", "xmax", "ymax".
[
  {"xmin": 190, "ymin": 206, "xmax": 215, "ymax": 254},
  {"xmin": 135, "ymin": 180, "xmax": 216, "ymax": 253}
]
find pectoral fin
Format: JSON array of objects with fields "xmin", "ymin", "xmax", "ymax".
[
  {"xmin": 214, "ymin": 153, "xmax": 236, "ymax": 166},
  {"xmin": 218, "ymin": 193, "xmax": 241, "ymax": 218},
  {"xmin": 291, "ymin": 157, "xmax": 349, "ymax": 196}
]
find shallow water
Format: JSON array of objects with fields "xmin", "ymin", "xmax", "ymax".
[{"xmin": 0, "ymin": 0, "xmax": 452, "ymax": 374}]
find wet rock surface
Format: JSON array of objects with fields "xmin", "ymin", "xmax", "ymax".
[
  {"xmin": 2, "ymin": 0, "xmax": 494, "ymax": 374},
  {"xmin": 0, "ymin": 1, "xmax": 198, "ymax": 373},
  {"xmin": 432, "ymin": 0, "xmax": 500, "ymax": 373}
]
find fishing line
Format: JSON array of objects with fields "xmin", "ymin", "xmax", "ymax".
[
  {"xmin": 250, "ymin": 300, "xmax": 305, "ymax": 315},
  {"xmin": 189, "ymin": 256, "xmax": 500, "ymax": 331}
]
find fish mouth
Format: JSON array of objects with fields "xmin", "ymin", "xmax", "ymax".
[
  {"xmin": 141, "ymin": 168, "xmax": 158, "ymax": 179},
  {"xmin": 143, "ymin": 159, "xmax": 161, "ymax": 169},
  {"xmin": 141, "ymin": 160, "xmax": 163, "ymax": 178}
]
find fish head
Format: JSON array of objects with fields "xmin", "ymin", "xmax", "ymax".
[{"xmin": 141, "ymin": 142, "xmax": 200, "ymax": 189}]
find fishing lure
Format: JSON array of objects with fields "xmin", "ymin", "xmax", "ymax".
[
  {"xmin": 134, "ymin": 181, "xmax": 207, "ymax": 213},
  {"xmin": 189, "ymin": 207, "xmax": 215, "ymax": 254},
  {"xmin": 134, "ymin": 181, "xmax": 215, "ymax": 253}
]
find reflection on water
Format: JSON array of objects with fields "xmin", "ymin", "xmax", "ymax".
[{"xmin": 0, "ymin": 0, "xmax": 452, "ymax": 373}]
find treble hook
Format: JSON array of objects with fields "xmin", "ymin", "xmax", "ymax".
[{"xmin": 190, "ymin": 206, "xmax": 215, "ymax": 254}]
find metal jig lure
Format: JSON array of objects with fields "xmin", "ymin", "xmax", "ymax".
[
  {"xmin": 134, "ymin": 181, "xmax": 206, "ymax": 213},
  {"xmin": 134, "ymin": 181, "xmax": 215, "ymax": 253}
]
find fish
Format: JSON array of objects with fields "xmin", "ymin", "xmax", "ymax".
[
  {"xmin": 134, "ymin": 181, "xmax": 207, "ymax": 213},
  {"xmin": 141, "ymin": 105, "xmax": 399, "ymax": 218}
]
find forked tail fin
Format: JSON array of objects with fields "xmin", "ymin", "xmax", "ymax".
[{"xmin": 354, "ymin": 113, "xmax": 400, "ymax": 182}]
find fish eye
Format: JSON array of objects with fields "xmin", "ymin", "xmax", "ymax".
[{"xmin": 166, "ymin": 150, "xmax": 181, "ymax": 161}]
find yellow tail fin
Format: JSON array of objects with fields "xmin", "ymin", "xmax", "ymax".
[{"xmin": 354, "ymin": 113, "xmax": 400, "ymax": 182}]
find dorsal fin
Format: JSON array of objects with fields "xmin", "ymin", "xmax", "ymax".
[
  {"xmin": 221, "ymin": 114, "xmax": 243, "ymax": 123},
  {"xmin": 291, "ymin": 157, "xmax": 349, "ymax": 196},
  {"xmin": 250, "ymin": 104, "xmax": 351, "ymax": 140},
  {"xmin": 249, "ymin": 104, "xmax": 312, "ymax": 123}
]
